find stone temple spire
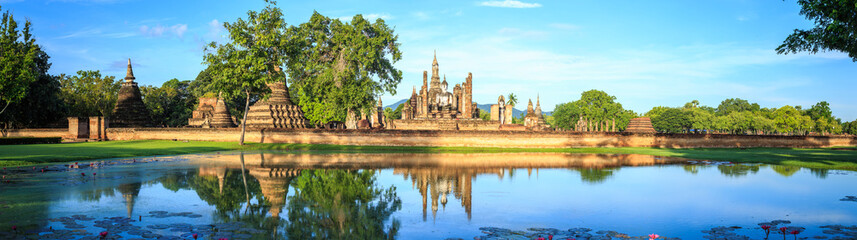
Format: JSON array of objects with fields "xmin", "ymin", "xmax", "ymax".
[
  {"xmin": 432, "ymin": 50, "xmax": 438, "ymax": 66},
  {"xmin": 124, "ymin": 58, "xmax": 136, "ymax": 83},
  {"xmin": 535, "ymin": 94, "xmax": 543, "ymax": 116}
]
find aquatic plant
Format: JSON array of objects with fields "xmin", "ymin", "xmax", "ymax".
[
  {"xmin": 790, "ymin": 230, "xmax": 800, "ymax": 240},
  {"xmin": 649, "ymin": 233, "xmax": 659, "ymax": 240},
  {"xmin": 193, "ymin": 233, "xmax": 198, "ymax": 239},
  {"xmin": 779, "ymin": 227, "xmax": 787, "ymax": 240},
  {"xmin": 99, "ymin": 231, "xmax": 108, "ymax": 238},
  {"xmin": 761, "ymin": 225, "xmax": 771, "ymax": 239}
]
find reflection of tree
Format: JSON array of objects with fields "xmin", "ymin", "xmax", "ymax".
[
  {"xmin": 771, "ymin": 165, "xmax": 801, "ymax": 177},
  {"xmin": 78, "ymin": 187, "xmax": 116, "ymax": 202},
  {"xmin": 575, "ymin": 168, "xmax": 618, "ymax": 184},
  {"xmin": 159, "ymin": 170, "xmax": 192, "ymax": 192},
  {"xmin": 682, "ymin": 165, "xmax": 710, "ymax": 175},
  {"xmin": 286, "ymin": 169, "xmax": 401, "ymax": 240},
  {"xmin": 809, "ymin": 168, "xmax": 828, "ymax": 179},
  {"xmin": 717, "ymin": 164, "xmax": 760, "ymax": 177},
  {"xmin": 188, "ymin": 169, "xmax": 262, "ymax": 214}
]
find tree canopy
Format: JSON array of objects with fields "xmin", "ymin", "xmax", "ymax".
[
  {"xmin": 552, "ymin": 90, "xmax": 637, "ymax": 131},
  {"xmin": 286, "ymin": 11, "xmax": 402, "ymax": 125},
  {"xmin": 141, "ymin": 79, "xmax": 195, "ymax": 127},
  {"xmin": 0, "ymin": 5, "xmax": 40, "ymax": 116},
  {"xmin": 777, "ymin": 0, "xmax": 857, "ymax": 61},
  {"xmin": 59, "ymin": 70, "xmax": 120, "ymax": 117}
]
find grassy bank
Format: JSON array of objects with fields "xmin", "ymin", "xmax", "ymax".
[{"xmin": 0, "ymin": 140, "xmax": 856, "ymax": 170}]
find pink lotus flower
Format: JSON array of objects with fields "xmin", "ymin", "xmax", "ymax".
[
  {"xmin": 790, "ymin": 230, "xmax": 799, "ymax": 240},
  {"xmin": 761, "ymin": 225, "xmax": 771, "ymax": 239},
  {"xmin": 81, "ymin": 173, "xmax": 86, "ymax": 176},
  {"xmin": 649, "ymin": 233, "xmax": 660, "ymax": 240},
  {"xmin": 193, "ymin": 233, "xmax": 198, "ymax": 239},
  {"xmin": 549, "ymin": 235, "xmax": 553, "ymax": 240},
  {"xmin": 93, "ymin": 173, "xmax": 96, "ymax": 176},
  {"xmin": 12, "ymin": 225, "xmax": 16, "ymax": 231},
  {"xmin": 100, "ymin": 231, "xmax": 108, "ymax": 238}
]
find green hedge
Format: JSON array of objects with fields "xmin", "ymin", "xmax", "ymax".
[{"xmin": 0, "ymin": 137, "xmax": 62, "ymax": 145}]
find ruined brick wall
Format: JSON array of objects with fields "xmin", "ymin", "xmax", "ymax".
[{"xmin": 103, "ymin": 128, "xmax": 857, "ymax": 149}]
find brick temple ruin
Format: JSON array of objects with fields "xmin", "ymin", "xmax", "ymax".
[
  {"xmin": 401, "ymin": 52, "xmax": 478, "ymax": 120},
  {"xmin": 244, "ymin": 82, "xmax": 310, "ymax": 129},
  {"xmin": 187, "ymin": 94, "xmax": 236, "ymax": 128}
]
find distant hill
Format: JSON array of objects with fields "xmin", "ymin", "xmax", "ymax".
[{"xmin": 385, "ymin": 99, "xmax": 550, "ymax": 117}]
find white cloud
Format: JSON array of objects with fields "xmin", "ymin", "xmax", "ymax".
[
  {"xmin": 56, "ymin": 28, "xmax": 135, "ymax": 39},
  {"xmin": 479, "ymin": 0, "xmax": 542, "ymax": 8},
  {"xmin": 550, "ymin": 23, "xmax": 580, "ymax": 31},
  {"xmin": 139, "ymin": 24, "xmax": 188, "ymax": 38}
]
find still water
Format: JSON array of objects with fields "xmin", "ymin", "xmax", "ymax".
[{"xmin": 0, "ymin": 152, "xmax": 855, "ymax": 239}]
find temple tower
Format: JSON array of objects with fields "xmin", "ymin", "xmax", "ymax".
[{"xmin": 111, "ymin": 59, "xmax": 151, "ymax": 127}]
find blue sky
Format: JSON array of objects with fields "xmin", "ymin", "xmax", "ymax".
[{"xmin": 2, "ymin": 0, "xmax": 855, "ymax": 120}]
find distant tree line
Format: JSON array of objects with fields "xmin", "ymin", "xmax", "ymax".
[{"xmin": 645, "ymin": 99, "xmax": 849, "ymax": 135}]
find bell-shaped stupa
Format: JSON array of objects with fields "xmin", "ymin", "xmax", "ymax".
[
  {"xmin": 243, "ymin": 82, "xmax": 310, "ymax": 128},
  {"xmin": 111, "ymin": 59, "xmax": 151, "ymax": 127}
]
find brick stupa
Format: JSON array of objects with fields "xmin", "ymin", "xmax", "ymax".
[
  {"xmin": 111, "ymin": 59, "xmax": 151, "ymax": 127},
  {"xmin": 188, "ymin": 94, "xmax": 236, "ymax": 128},
  {"xmin": 624, "ymin": 117, "xmax": 656, "ymax": 133},
  {"xmin": 243, "ymin": 82, "xmax": 310, "ymax": 128}
]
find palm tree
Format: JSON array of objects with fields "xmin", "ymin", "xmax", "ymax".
[{"xmin": 507, "ymin": 93, "xmax": 518, "ymax": 106}]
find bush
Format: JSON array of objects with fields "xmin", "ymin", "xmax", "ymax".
[{"xmin": 0, "ymin": 137, "xmax": 62, "ymax": 145}]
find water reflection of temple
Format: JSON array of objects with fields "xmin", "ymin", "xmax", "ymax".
[
  {"xmin": 194, "ymin": 152, "xmax": 687, "ymax": 221},
  {"xmin": 117, "ymin": 182, "xmax": 141, "ymax": 218},
  {"xmin": 395, "ymin": 168, "xmax": 494, "ymax": 221},
  {"xmin": 248, "ymin": 167, "xmax": 300, "ymax": 218}
]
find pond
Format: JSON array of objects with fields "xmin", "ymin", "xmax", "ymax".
[{"xmin": 0, "ymin": 151, "xmax": 855, "ymax": 239}]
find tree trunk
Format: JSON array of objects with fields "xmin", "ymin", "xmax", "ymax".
[
  {"xmin": 0, "ymin": 102, "xmax": 10, "ymax": 116},
  {"xmin": 239, "ymin": 89, "xmax": 250, "ymax": 145}
]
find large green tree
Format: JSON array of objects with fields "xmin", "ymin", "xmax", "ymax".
[
  {"xmin": 777, "ymin": 0, "xmax": 857, "ymax": 61},
  {"xmin": 203, "ymin": 0, "xmax": 290, "ymax": 144},
  {"xmin": 0, "ymin": 41, "xmax": 66, "ymax": 128},
  {"xmin": 553, "ymin": 90, "xmax": 636, "ymax": 131},
  {"xmin": 650, "ymin": 108, "xmax": 691, "ymax": 133},
  {"xmin": 0, "ymin": 5, "xmax": 39, "ymax": 118},
  {"xmin": 59, "ymin": 70, "xmax": 120, "ymax": 117},
  {"xmin": 141, "ymin": 79, "xmax": 195, "ymax": 127},
  {"xmin": 286, "ymin": 12, "xmax": 402, "ymax": 125}
]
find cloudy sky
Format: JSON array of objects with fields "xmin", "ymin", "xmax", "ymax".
[{"xmin": 2, "ymin": 0, "xmax": 855, "ymax": 120}]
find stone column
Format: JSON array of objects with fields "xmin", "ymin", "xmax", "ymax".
[{"xmin": 67, "ymin": 117, "xmax": 89, "ymax": 139}]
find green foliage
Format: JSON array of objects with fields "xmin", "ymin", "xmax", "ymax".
[
  {"xmin": 0, "ymin": 6, "xmax": 40, "ymax": 116},
  {"xmin": 141, "ymin": 79, "xmax": 195, "ymax": 127},
  {"xmin": 506, "ymin": 93, "xmax": 518, "ymax": 106},
  {"xmin": 773, "ymin": 105, "xmax": 814, "ymax": 134},
  {"xmin": 479, "ymin": 110, "xmax": 491, "ymax": 121},
  {"xmin": 384, "ymin": 103, "xmax": 403, "ymax": 120},
  {"xmin": 651, "ymin": 108, "xmax": 691, "ymax": 133},
  {"xmin": 286, "ymin": 12, "xmax": 403, "ymax": 125},
  {"xmin": 777, "ymin": 0, "xmax": 857, "ymax": 61},
  {"xmin": 716, "ymin": 98, "xmax": 760, "ymax": 116},
  {"xmin": 0, "ymin": 46, "xmax": 66, "ymax": 128},
  {"xmin": 59, "ymin": 70, "xmax": 120, "ymax": 117},
  {"xmin": 286, "ymin": 169, "xmax": 401, "ymax": 239},
  {"xmin": 553, "ymin": 90, "xmax": 635, "ymax": 131},
  {"xmin": 843, "ymin": 119, "xmax": 857, "ymax": 135},
  {"xmin": 0, "ymin": 137, "xmax": 61, "ymax": 145}
]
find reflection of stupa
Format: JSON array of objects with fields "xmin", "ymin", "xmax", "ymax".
[
  {"xmin": 395, "ymin": 168, "xmax": 503, "ymax": 221},
  {"xmin": 198, "ymin": 167, "xmax": 227, "ymax": 194},
  {"xmin": 249, "ymin": 167, "xmax": 300, "ymax": 218},
  {"xmin": 117, "ymin": 182, "xmax": 142, "ymax": 218}
]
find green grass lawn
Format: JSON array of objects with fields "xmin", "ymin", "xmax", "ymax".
[{"xmin": 1, "ymin": 140, "xmax": 856, "ymax": 170}]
